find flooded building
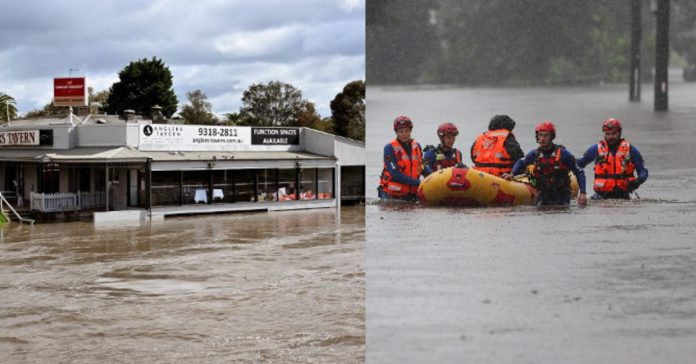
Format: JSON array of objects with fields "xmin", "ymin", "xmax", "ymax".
[{"xmin": 0, "ymin": 113, "xmax": 365, "ymax": 223}]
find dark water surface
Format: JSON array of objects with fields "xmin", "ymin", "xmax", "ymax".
[
  {"xmin": 366, "ymin": 82, "xmax": 696, "ymax": 363},
  {"xmin": 1, "ymin": 207, "xmax": 364, "ymax": 363}
]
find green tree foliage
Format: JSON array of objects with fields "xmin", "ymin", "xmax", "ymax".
[
  {"xmin": 435, "ymin": 0, "xmax": 632, "ymax": 84},
  {"xmin": 106, "ymin": 57, "xmax": 178, "ymax": 117},
  {"xmin": 88, "ymin": 87, "xmax": 110, "ymax": 113},
  {"xmin": 673, "ymin": 0, "xmax": 696, "ymax": 61},
  {"xmin": 23, "ymin": 103, "xmax": 69, "ymax": 119},
  {"xmin": 330, "ymin": 80, "xmax": 365, "ymax": 141},
  {"xmin": 368, "ymin": 0, "xmax": 696, "ymax": 85},
  {"xmin": 367, "ymin": 1, "xmax": 442, "ymax": 83},
  {"xmin": 180, "ymin": 89, "xmax": 218, "ymax": 125},
  {"xmin": 237, "ymin": 81, "xmax": 314, "ymax": 126},
  {"xmin": 223, "ymin": 111, "xmax": 245, "ymax": 125},
  {"xmin": 0, "ymin": 92, "xmax": 18, "ymax": 121},
  {"xmin": 297, "ymin": 102, "xmax": 333, "ymax": 133}
]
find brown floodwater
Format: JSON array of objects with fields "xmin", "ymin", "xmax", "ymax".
[
  {"xmin": 366, "ymin": 81, "xmax": 696, "ymax": 363},
  {"xmin": 1, "ymin": 206, "xmax": 364, "ymax": 363}
]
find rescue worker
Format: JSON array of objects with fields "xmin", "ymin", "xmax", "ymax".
[
  {"xmin": 503, "ymin": 121, "xmax": 587, "ymax": 206},
  {"xmin": 577, "ymin": 118, "xmax": 648, "ymax": 199},
  {"xmin": 423, "ymin": 122, "xmax": 466, "ymax": 173},
  {"xmin": 471, "ymin": 114, "xmax": 524, "ymax": 177},
  {"xmin": 378, "ymin": 116, "xmax": 427, "ymax": 201}
]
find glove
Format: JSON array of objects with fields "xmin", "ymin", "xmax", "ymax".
[{"xmin": 627, "ymin": 180, "xmax": 640, "ymax": 193}]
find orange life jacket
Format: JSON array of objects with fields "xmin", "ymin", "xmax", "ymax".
[
  {"xmin": 593, "ymin": 139, "xmax": 636, "ymax": 193},
  {"xmin": 380, "ymin": 139, "xmax": 423, "ymax": 197},
  {"xmin": 471, "ymin": 129, "xmax": 514, "ymax": 176}
]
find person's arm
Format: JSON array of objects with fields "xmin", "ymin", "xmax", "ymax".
[
  {"xmin": 576, "ymin": 144, "xmax": 598, "ymax": 169},
  {"xmin": 470, "ymin": 140, "xmax": 476, "ymax": 165},
  {"xmin": 504, "ymin": 134, "xmax": 525, "ymax": 162},
  {"xmin": 510, "ymin": 150, "xmax": 535, "ymax": 176},
  {"xmin": 563, "ymin": 149, "xmax": 586, "ymax": 194},
  {"xmin": 563, "ymin": 149, "xmax": 587, "ymax": 207},
  {"xmin": 422, "ymin": 149, "xmax": 434, "ymax": 177},
  {"xmin": 630, "ymin": 145, "xmax": 648, "ymax": 184},
  {"xmin": 384, "ymin": 144, "xmax": 421, "ymax": 186}
]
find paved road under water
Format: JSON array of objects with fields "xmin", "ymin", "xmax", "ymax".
[
  {"xmin": 1, "ymin": 206, "xmax": 364, "ymax": 363},
  {"xmin": 366, "ymin": 82, "xmax": 696, "ymax": 363}
]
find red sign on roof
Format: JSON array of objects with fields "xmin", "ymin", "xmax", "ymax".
[{"xmin": 53, "ymin": 77, "xmax": 87, "ymax": 106}]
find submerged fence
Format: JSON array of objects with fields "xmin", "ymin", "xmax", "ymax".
[{"xmin": 30, "ymin": 192, "xmax": 106, "ymax": 212}]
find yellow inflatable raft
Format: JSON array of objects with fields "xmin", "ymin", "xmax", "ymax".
[{"xmin": 417, "ymin": 167, "xmax": 579, "ymax": 207}]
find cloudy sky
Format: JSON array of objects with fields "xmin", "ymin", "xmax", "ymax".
[{"xmin": 0, "ymin": 0, "xmax": 365, "ymax": 117}]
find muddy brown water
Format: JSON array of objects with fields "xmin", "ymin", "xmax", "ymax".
[
  {"xmin": 366, "ymin": 81, "xmax": 696, "ymax": 363},
  {"xmin": 1, "ymin": 206, "xmax": 364, "ymax": 363}
]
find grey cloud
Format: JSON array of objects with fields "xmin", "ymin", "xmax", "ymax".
[{"xmin": 1, "ymin": 0, "xmax": 364, "ymax": 114}]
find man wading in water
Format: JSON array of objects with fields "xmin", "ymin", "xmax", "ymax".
[
  {"xmin": 577, "ymin": 118, "xmax": 648, "ymax": 200},
  {"xmin": 503, "ymin": 121, "xmax": 587, "ymax": 207}
]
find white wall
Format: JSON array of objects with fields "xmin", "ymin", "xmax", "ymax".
[
  {"xmin": 77, "ymin": 125, "xmax": 128, "ymax": 147},
  {"xmin": 335, "ymin": 137, "xmax": 366, "ymax": 166},
  {"xmin": 126, "ymin": 124, "xmax": 140, "ymax": 147},
  {"xmin": 302, "ymin": 128, "xmax": 335, "ymax": 156}
]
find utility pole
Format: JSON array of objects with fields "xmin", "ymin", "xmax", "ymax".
[
  {"xmin": 629, "ymin": 0, "xmax": 641, "ymax": 101},
  {"xmin": 654, "ymin": 0, "xmax": 670, "ymax": 111}
]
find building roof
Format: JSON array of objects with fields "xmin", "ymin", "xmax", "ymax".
[
  {"xmin": 0, "ymin": 147, "xmax": 332, "ymax": 163},
  {"xmin": 140, "ymin": 150, "xmax": 333, "ymax": 161},
  {"xmin": 6, "ymin": 113, "xmax": 147, "ymax": 127},
  {"xmin": 0, "ymin": 147, "xmax": 149, "ymax": 163}
]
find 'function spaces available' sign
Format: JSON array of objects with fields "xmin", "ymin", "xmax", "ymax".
[
  {"xmin": 251, "ymin": 128, "xmax": 300, "ymax": 145},
  {"xmin": 139, "ymin": 125, "xmax": 302, "ymax": 151},
  {"xmin": 53, "ymin": 77, "xmax": 87, "ymax": 107}
]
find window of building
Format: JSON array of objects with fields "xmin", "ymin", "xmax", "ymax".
[
  {"xmin": 151, "ymin": 171, "xmax": 181, "ymax": 206},
  {"xmin": 318, "ymin": 168, "xmax": 334, "ymax": 199},
  {"xmin": 257, "ymin": 169, "xmax": 278, "ymax": 202},
  {"xmin": 300, "ymin": 168, "xmax": 317, "ymax": 200},
  {"xmin": 277, "ymin": 168, "xmax": 297, "ymax": 201},
  {"xmin": 212, "ymin": 170, "xmax": 234, "ymax": 203},
  {"xmin": 182, "ymin": 170, "xmax": 208, "ymax": 204},
  {"xmin": 234, "ymin": 169, "xmax": 256, "ymax": 202}
]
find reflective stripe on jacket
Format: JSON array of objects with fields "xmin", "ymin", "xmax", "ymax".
[
  {"xmin": 593, "ymin": 139, "xmax": 636, "ymax": 193},
  {"xmin": 380, "ymin": 139, "xmax": 423, "ymax": 197},
  {"xmin": 472, "ymin": 129, "xmax": 514, "ymax": 176}
]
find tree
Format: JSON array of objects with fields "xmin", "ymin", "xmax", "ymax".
[
  {"xmin": 223, "ymin": 111, "xmax": 246, "ymax": 125},
  {"xmin": 88, "ymin": 87, "xmax": 110, "ymax": 113},
  {"xmin": 238, "ymin": 81, "xmax": 311, "ymax": 126},
  {"xmin": 0, "ymin": 92, "xmax": 18, "ymax": 121},
  {"xmin": 23, "ymin": 103, "xmax": 69, "ymax": 119},
  {"xmin": 330, "ymin": 80, "xmax": 365, "ymax": 141},
  {"xmin": 106, "ymin": 57, "xmax": 178, "ymax": 117},
  {"xmin": 180, "ymin": 89, "xmax": 218, "ymax": 124},
  {"xmin": 297, "ymin": 102, "xmax": 332, "ymax": 132},
  {"xmin": 367, "ymin": 1, "xmax": 442, "ymax": 84}
]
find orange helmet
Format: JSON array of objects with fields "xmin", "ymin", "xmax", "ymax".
[
  {"xmin": 393, "ymin": 115, "xmax": 413, "ymax": 131},
  {"xmin": 602, "ymin": 118, "xmax": 622, "ymax": 134}
]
